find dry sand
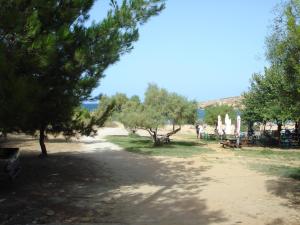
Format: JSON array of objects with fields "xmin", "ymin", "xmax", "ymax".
[{"xmin": 0, "ymin": 127, "xmax": 299, "ymax": 225}]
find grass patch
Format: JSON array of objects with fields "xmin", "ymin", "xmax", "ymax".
[
  {"xmin": 249, "ymin": 163, "xmax": 300, "ymax": 180},
  {"xmin": 200, "ymin": 139, "xmax": 220, "ymax": 144},
  {"xmin": 173, "ymin": 133, "xmax": 220, "ymax": 144},
  {"xmin": 235, "ymin": 149, "xmax": 300, "ymax": 161},
  {"xmin": 106, "ymin": 135, "xmax": 213, "ymax": 157},
  {"xmin": 231, "ymin": 148, "xmax": 300, "ymax": 180}
]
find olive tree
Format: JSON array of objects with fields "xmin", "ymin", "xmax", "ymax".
[{"xmin": 117, "ymin": 84, "xmax": 198, "ymax": 145}]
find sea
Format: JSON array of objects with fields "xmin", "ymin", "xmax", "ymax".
[
  {"xmin": 82, "ymin": 103, "xmax": 205, "ymax": 120},
  {"xmin": 82, "ymin": 103, "xmax": 98, "ymax": 112}
]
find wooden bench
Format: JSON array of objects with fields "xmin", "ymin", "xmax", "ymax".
[
  {"xmin": 0, "ymin": 148, "xmax": 21, "ymax": 180},
  {"xmin": 220, "ymin": 139, "xmax": 241, "ymax": 148},
  {"xmin": 156, "ymin": 135, "xmax": 171, "ymax": 144},
  {"xmin": 280, "ymin": 138, "xmax": 300, "ymax": 148}
]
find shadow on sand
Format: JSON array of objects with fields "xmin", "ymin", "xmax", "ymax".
[
  {"xmin": 265, "ymin": 178, "xmax": 300, "ymax": 207},
  {"xmin": 0, "ymin": 140, "xmax": 227, "ymax": 225}
]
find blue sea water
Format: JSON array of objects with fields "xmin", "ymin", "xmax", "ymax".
[
  {"xmin": 82, "ymin": 103, "xmax": 98, "ymax": 112},
  {"xmin": 198, "ymin": 109, "xmax": 205, "ymax": 120}
]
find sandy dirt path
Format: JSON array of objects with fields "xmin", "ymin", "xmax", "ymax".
[{"xmin": 0, "ymin": 128, "xmax": 299, "ymax": 225}]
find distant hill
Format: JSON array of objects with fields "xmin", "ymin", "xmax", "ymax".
[{"xmin": 198, "ymin": 96, "xmax": 243, "ymax": 109}]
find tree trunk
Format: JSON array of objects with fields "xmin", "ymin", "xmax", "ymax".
[
  {"xmin": 39, "ymin": 127, "xmax": 48, "ymax": 157},
  {"xmin": 277, "ymin": 122, "xmax": 282, "ymax": 145},
  {"xmin": 166, "ymin": 127, "xmax": 181, "ymax": 137},
  {"xmin": 152, "ymin": 131, "xmax": 159, "ymax": 146},
  {"xmin": 295, "ymin": 121, "xmax": 299, "ymax": 136},
  {"xmin": 296, "ymin": 121, "xmax": 300, "ymax": 144},
  {"xmin": 248, "ymin": 121, "xmax": 254, "ymax": 137},
  {"xmin": 277, "ymin": 123, "xmax": 282, "ymax": 134}
]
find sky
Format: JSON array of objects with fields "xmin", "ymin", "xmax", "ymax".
[{"xmin": 88, "ymin": 0, "xmax": 281, "ymax": 102}]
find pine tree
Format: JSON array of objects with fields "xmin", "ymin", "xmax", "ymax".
[{"xmin": 0, "ymin": 0, "xmax": 165, "ymax": 156}]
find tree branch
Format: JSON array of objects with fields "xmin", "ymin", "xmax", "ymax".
[{"xmin": 166, "ymin": 127, "xmax": 181, "ymax": 137}]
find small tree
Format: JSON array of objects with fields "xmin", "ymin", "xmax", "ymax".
[{"xmin": 118, "ymin": 84, "xmax": 198, "ymax": 145}]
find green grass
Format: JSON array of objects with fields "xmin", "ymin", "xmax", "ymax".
[
  {"xmin": 106, "ymin": 135, "xmax": 213, "ymax": 157},
  {"xmin": 173, "ymin": 133, "xmax": 220, "ymax": 144},
  {"xmin": 249, "ymin": 163, "xmax": 300, "ymax": 180},
  {"xmin": 235, "ymin": 149, "xmax": 300, "ymax": 161},
  {"xmin": 237, "ymin": 148, "xmax": 300, "ymax": 180}
]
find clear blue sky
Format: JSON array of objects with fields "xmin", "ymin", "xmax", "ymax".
[{"xmin": 89, "ymin": 0, "xmax": 280, "ymax": 102}]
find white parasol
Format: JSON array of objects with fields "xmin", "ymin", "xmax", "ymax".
[
  {"xmin": 225, "ymin": 114, "xmax": 232, "ymax": 135},
  {"xmin": 236, "ymin": 115, "xmax": 241, "ymax": 136},
  {"xmin": 217, "ymin": 115, "xmax": 223, "ymax": 135}
]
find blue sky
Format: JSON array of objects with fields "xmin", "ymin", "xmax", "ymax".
[{"xmin": 89, "ymin": 0, "xmax": 280, "ymax": 102}]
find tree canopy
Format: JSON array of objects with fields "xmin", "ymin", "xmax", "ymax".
[
  {"xmin": 242, "ymin": 0, "xmax": 300, "ymax": 138},
  {"xmin": 0, "ymin": 0, "xmax": 165, "ymax": 156}
]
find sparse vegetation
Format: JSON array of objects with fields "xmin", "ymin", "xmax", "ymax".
[{"xmin": 235, "ymin": 149, "xmax": 300, "ymax": 161}]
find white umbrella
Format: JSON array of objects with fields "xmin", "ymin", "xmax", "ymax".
[
  {"xmin": 217, "ymin": 115, "xmax": 223, "ymax": 135},
  {"xmin": 225, "ymin": 114, "xmax": 231, "ymax": 135},
  {"xmin": 236, "ymin": 115, "xmax": 241, "ymax": 147},
  {"xmin": 236, "ymin": 115, "xmax": 241, "ymax": 136}
]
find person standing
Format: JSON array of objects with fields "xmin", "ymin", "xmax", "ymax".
[
  {"xmin": 199, "ymin": 125, "xmax": 204, "ymax": 139},
  {"xmin": 195, "ymin": 124, "xmax": 200, "ymax": 139}
]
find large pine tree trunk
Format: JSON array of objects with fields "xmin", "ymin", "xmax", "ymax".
[{"xmin": 39, "ymin": 127, "xmax": 48, "ymax": 157}]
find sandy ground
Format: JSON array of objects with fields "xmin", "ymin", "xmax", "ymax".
[{"xmin": 0, "ymin": 127, "xmax": 300, "ymax": 225}]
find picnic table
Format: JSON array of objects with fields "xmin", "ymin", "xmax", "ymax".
[
  {"xmin": 280, "ymin": 137, "xmax": 300, "ymax": 148},
  {"xmin": 220, "ymin": 138, "xmax": 241, "ymax": 148},
  {"xmin": 156, "ymin": 135, "xmax": 171, "ymax": 144},
  {"xmin": 0, "ymin": 148, "xmax": 21, "ymax": 180}
]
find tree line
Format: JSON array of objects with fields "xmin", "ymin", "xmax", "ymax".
[{"xmin": 242, "ymin": 0, "xmax": 300, "ymax": 139}]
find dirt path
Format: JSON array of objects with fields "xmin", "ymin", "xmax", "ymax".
[{"xmin": 0, "ymin": 128, "xmax": 300, "ymax": 225}]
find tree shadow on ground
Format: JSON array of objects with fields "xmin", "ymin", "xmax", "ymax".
[
  {"xmin": 286, "ymin": 168, "xmax": 300, "ymax": 180},
  {"xmin": 265, "ymin": 178, "xmax": 300, "ymax": 207},
  {"xmin": 0, "ymin": 141, "xmax": 227, "ymax": 225}
]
